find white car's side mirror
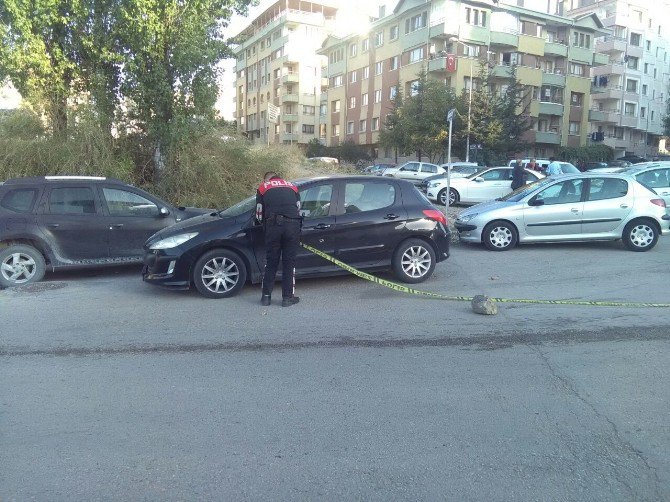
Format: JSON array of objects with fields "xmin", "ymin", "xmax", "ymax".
[{"xmin": 474, "ymin": 177, "xmax": 484, "ymax": 182}]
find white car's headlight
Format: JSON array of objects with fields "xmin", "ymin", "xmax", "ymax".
[
  {"xmin": 150, "ymin": 232, "xmax": 198, "ymax": 250},
  {"xmin": 458, "ymin": 213, "xmax": 478, "ymax": 223},
  {"xmin": 429, "ymin": 182, "xmax": 442, "ymax": 188}
]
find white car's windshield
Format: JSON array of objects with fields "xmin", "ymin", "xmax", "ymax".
[{"xmin": 499, "ymin": 178, "xmax": 553, "ymax": 202}]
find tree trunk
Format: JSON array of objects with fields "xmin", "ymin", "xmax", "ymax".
[{"xmin": 51, "ymin": 91, "xmax": 68, "ymax": 138}]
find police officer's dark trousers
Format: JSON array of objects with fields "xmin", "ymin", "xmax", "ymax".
[{"xmin": 262, "ymin": 216, "xmax": 301, "ymax": 299}]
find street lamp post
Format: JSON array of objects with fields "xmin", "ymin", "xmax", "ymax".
[{"xmin": 449, "ymin": 37, "xmax": 473, "ymax": 162}]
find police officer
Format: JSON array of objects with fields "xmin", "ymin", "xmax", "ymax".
[{"xmin": 256, "ymin": 171, "xmax": 301, "ymax": 307}]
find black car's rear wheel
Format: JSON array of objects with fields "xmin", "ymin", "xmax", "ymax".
[
  {"xmin": 392, "ymin": 239, "xmax": 436, "ymax": 283},
  {"xmin": 193, "ymin": 249, "xmax": 247, "ymax": 298},
  {"xmin": 0, "ymin": 244, "xmax": 46, "ymax": 288}
]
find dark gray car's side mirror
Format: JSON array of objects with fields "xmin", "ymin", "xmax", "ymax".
[{"xmin": 159, "ymin": 207, "xmax": 170, "ymax": 217}]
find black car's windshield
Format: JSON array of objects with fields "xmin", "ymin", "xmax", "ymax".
[
  {"xmin": 500, "ymin": 178, "xmax": 553, "ymax": 202},
  {"xmin": 218, "ymin": 195, "xmax": 256, "ymax": 217}
]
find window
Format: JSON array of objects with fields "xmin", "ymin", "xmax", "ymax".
[
  {"xmin": 481, "ymin": 169, "xmax": 511, "ymax": 181},
  {"xmin": 636, "ymin": 169, "xmax": 670, "ymax": 189},
  {"xmin": 48, "ymin": 187, "xmax": 96, "ymax": 214},
  {"xmin": 320, "ymin": 104, "xmax": 327, "ymax": 116},
  {"xmin": 375, "ymin": 31, "xmax": 384, "ymax": 47},
  {"xmin": 463, "ymin": 44, "xmax": 481, "ymax": 57},
  {"xmin": 372, "ymin": 117, "xmax": 380, "ymax": 131},
  {"xmin": 644, "ymin": 63, "xmax": 649, "ymax": 74},
  {"xmin": 651, "ymin": 110, "xmax": 655, "ymax": 121},
  {"xmin": 421, "ymin": 163, "xmax": 438, "ymax": 174},
  {"xmin": 405, "ymin": 12, "xmax": 427, "ymax": 33},
  {"xmin": 465, "ymin": 7, "xmax": 487, "ymax": 27},
  {"xmin": 363, "ymin": 67, "xmax": 370, "ymax": 79},
  {"xmin": 390, "ymin": 25, "xmax": 399, "ymax": 40},
  {"xmin": 646, "ymin": 40, "xmax": 651, "ymax": 51},
  {"xmin": 587, "ymin": 178, "xmax": 628, "ymax": 201},
  {"xmin": 399, "ymin": 162, "xmax": 420, "ymax": 172},
  {"xmin": 389, "ymin": 86, "xmax": 397, "ymax": 99},
  {"xmin": 374, "ymin": 61, "xmax": 382, "ymax": 75},
  {"xmin": 409, "ymin": 47, "xmax": 424, "ymax": 63},
  {"xmin": 362, "ymin": 93, "xmax": 369, "ymax": 106},
  {"xmin": 630, "ymin": 33, "xmax": 641, "ymax": 46},
  {"xmin": 299, "ymin": 184, "xmax": 333, "ymax": 219},
  {"xmin": 568, "ymin": 122, "xmax": 580, "ymax": 135},
  {"xmin": 332, "ymin": 124, "xmax": 340, "ymax": 136},
  {"xmin": 389, "ymin": 56, "xmax": 399, "ymax": 70},
  {"xmin": 374, "ymin": 89, "xmax": 382, "ymax": 103},
  {"xmin": 332, "ymin": 99, "xmax": 341, "ymax": 112},
  {"xmin": 642, "ymin": 84, "xmax": 648, "ymax": 96},
  {"xmin": 534, "ymin": 179, "xmax": 584, "ymax": 205},
  {"xmin": 641, "ymin": 107, "xmax": 646, "ymax": 118},
  {"xmin": 343, "ymin": 182, "xmax": 395, "ymax": 214},
  {"xmin": 627, "ymin": 56, "xmax": 639, "ymax": 70},
  {"xmin": 347, "ymin": 121, "xmax": 354, "ymax": 134},
  {"xmin": 572, "ymin": 32, "xmax": 590, "ymax": 48},
  {"xmin": 103, "ymin": 188, "xmax": 159, "ymax": 217},
  {"xmin": 303, "ymin": 105, "xmax": 315, "ymax": 115},
  {"xmin": 330, "ymin": 75, "xmax": 343, "ymax": 87},
  {"xmin": 329, "ymin": 49, "xmax": 344, "ymax": 64},
  {"xmin": 624, "ymin": 102, "xmax": 636, "ymax": 116},
  {"xmin": 302, "ymin": 124, "xmax": 315, "ymax": 134},
  {"xmin": 362, "ymin": 38, "xmax": 369, "ymax": 52},
  {"xmin": 570, "ymin": 92, "xmax": 583, "ymax": 106},
  {"xmin": 570, "ymin": 63, "xmax": 584, "ymax": 76},
  {"xmin": 350, "ymin": 70, "xmax": 357, "ymax": 83},
  {"xmin": 359, "ymin": 119, "xmax": 367, "ymax": 132},
  {"xmin": 349, "ymin": 96, "xmax": 357, "ymax": 109},
  {"xmin": 626, "ymin": 79, "xmax": 638, "ymax": 93},
  {"xmin": 350, "ymin": 43, "xmax": 357, "ymax": 57},
  {"xmin": 1, "ymin": 189, "xmax": 37, "ymax": 213}
]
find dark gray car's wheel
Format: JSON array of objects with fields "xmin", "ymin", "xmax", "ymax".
[
  {"xmin": 482, "ymin": 221, "xmax": 517, "ymax": 251},
  {"xmin": 392, "ymin": 239, "xmax": 436, "ymax": 284},
  {"xmin": 193, "ymin": 249, "xmax": 247, "ymax": 298},
  {"xmin": 623, "ymin": 219, "xmax": 658, "ymax": 252},
  {"xmin": 438, "ymin": 188, "xmax": 459, "ymax": 206},
  {"xmin": 0, "ymin": 244, "xmax": 46, "ymax": 287}
]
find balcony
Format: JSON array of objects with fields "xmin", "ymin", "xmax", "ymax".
[
  {"xmin": 281, "ymin": 72, "xmax": 299, "ymax": 84},
  {"xmin": 627, "ymin": 45, "xmax": 643, "ymax": 58},
  {"xmin": 542, "ymin": 72, "xmax": 566, "ymax": 87},
  {"xmin": 591, "ymin": 86, "xmax": 624, "ymax": 101},
  {"xmin": 490, "ymin": 30, "xmax": 518, "ymax": 47},
  {"xmin": 518, "ymin": 34, "xmax": 544, "ymax": 56},
  {"xmin": 457, "ymin": 24, "xmax": 489, "ymax": 45},
  {"xmin": 545, "ymin": 41, "xmax": 568, "ymax": 57},
  {"xmin": 281, "ymin": 93, "xmax": 299, "ymax": 103},
  {"xmin": 428, "ymin": 57, "xmax": 449, "ymax": 73},
  {"xmin": 569, "ymin": 46, "xmax": 593, "ymax": 64},
  {"xmin": 536, "ymin": 131, "xmax": 561, "ymax": 144},
  {"xmin": 592, "ymin": 52, "xmax": 609, "ymax": 66},
  {"xmin": 603, "ymin": 136, "xmax": 629, "ymax": 149},
  {"xmin": 282, "ymin": 113, "xmax": 298, "ymax": 122},
  {"xmin": 595, "ymin": 37, "xmax": 627, "ymax": 54},
  {"xmin": 539, "ymin": 102, "xmax": 564, "ymax": 115},
  {"xmin": 402, "ymin": 27, "xmax": 429, "ymax": 50},
  {"xmin": 490, "ymin": 64, "xmax": 513, "ymax": 79},
  {"xmin": 429, "ymin": 19, "xmax": 458, "ymax": 39},
  {"xmin": 621, "ymin": 114, "xmax": 638, "ymax": 128},
  {"xmin": 591, "ymin": 62, "xmax": 625, "ymax": 77},
  {"xmin": 281, "ymin": 132, "xmax": 300, "ymax": 143}
]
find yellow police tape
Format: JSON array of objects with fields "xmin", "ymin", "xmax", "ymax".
[{"xmin": 300, "ymin": 243, "xmax": 670, "ymax": 308}]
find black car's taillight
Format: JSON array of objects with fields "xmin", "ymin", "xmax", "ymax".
[{"xmin": 423, "ymin": 209, "xmax": 447, "ymax": 226}]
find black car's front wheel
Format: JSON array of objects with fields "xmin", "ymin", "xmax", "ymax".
[
  {"xmin": 392, "ymin": 239, "xmax": 436, "ymax": 284},
  {"xmin": 0, "ymin": 244, "xmax": 46, "ymax": 288},
  {"xmin": 193, "ymin": 249, "xmax": 247, "ymax": 298}
]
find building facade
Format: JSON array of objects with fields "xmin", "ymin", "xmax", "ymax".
[
  {"xmin": 316, "ymin": 0, "xmax": 608, "ymax": 160},
  {"xmin": 564, "ymin": 0, "xmax": 670, "ymax": 157},
  {"xmin": 232, "ymin": 1, "xmax": 339, "ymax": 145}
]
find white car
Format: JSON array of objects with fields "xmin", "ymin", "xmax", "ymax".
[
  {"xmin": 606, "ymin": 162, "xmax": 670, "ymax": 207},
  {"xmin": 382, "ymin": 161, "xmax": 444, "ymax": 184},
  {"xmin": 426, "ymin": 166, "xmax": 545, "ymax": 205}
]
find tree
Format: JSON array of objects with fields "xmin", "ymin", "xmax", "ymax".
[
  {"xmin": 663, "ymin": 84, "xmax": 670, "ymax": 137},
  {"xmin": 379, "ymin": 83, "xmax": 409, "ymax": 162}
]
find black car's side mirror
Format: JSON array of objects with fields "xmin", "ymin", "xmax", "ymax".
[
  {"xmin": 159, "ymin": 207, "xmax": 170, "ymax": 217},
  {"xmin": 528, "ymin": 198, "xmax": 544, "ymax": 206}
]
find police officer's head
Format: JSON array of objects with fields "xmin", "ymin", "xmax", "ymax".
[{"xmin": 264, "ymin": 171, "xmax": 279, "ymax": 182}]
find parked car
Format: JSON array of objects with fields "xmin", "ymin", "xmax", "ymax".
[
  {"xmin": 142, "ymin": 176, "xmax": 451, "ymax": 298},
  {"xmin": 426, "ymin": 167, "xmax": 545, "ymax": 205},
  {"xmin": 616, "ymin": 162, "xmax": 670, "ymax": 207},
  {"xmin": 455, "ymin": 173, "xmax": 669, "ymax": 252},
  {"xmin": 363, "ymin": 163, "xmax": 395, "ymax": 175},
  {"xmin": 617, "ymin": 155, "xmax": 647, "ymax": 164},
  {"xmin": 307, "ymin": 157, "xmax": 339, "ymax": 164},
  {"xmin": 582, "ymin": 161, "xmax": 609, "ymax": 171},
  {"xmin": 419, "ymin": 164, "xmax": 486, "ymax": 193},
  {"xmin": 0, "ymin": 176, "xmax": 209, "ymax": 287},
  {"xmin": 381, "ymin": 161, "xmax": 444, "ymax": 184},
  {"xmin": 507, "ymin": 159, "xmax": 551, "ymax": 172},
  {"xmin": 606, "ymin": 160, "xmax": 632, "ymax": 168}
]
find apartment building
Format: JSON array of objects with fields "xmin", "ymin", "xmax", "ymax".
[
  {"xmin": 564, "ymin": 0, "xmax": 670, "ymax": 157},
  {"xmin": 317, "ymin": 0, "xmax": 607, "ymax": 160},
  {"xmin": 232, "ymin": 1, "xmax": 339, "ymax": 145}
]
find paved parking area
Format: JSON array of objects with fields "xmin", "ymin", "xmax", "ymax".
[{"xmin": 2, "ymin": 239, "xmax": 670, "ymax": 500}]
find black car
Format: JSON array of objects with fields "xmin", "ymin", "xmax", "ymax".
[
  {"xmin": 0, "ymin": 176, "xmax": 207, "ymax": 287},
  {"xmin": 143, "ymin": 176, "xmax": 451, "ymax": 298},
  {"xmin": 617, "ymin": 155, "xmax": 648, "ymax": 164}
]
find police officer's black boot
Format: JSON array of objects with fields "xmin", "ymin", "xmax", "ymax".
[
  {"xmin": 282, "ymin": 296, "xmax": 300, "ymax": 307},
  {"xmin": 261, "ymin": 294, "xmax": 271, "ymax": 306}
]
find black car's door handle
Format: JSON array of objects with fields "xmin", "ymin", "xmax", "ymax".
[
  {"xmin": 313, "ymin": 223, "xmax": 331, "ymax": 230},
  {"xmin": 109, "ymin": 223, "xmax": 124, "ymax": 229},
  {"xmin": 384, "ymin": 214, "xmax": 399, "ymax": 220}
]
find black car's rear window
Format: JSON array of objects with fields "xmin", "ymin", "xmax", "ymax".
[{"xmin": 1, "ymin": 188, "xmax": 38, "ymax": 213}]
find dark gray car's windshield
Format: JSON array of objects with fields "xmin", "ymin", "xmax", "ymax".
[
  {"xmin": 218, "ymin": 196, "xmax": 256, "ymax": 217},
  {"xmin": 500, "ymin": 178, "xmax": 553, "ymax": 202}
]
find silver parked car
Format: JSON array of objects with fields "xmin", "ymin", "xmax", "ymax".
[{"xmin": 455, "ymin": 173, "xmax": 670, "ymax": 251}]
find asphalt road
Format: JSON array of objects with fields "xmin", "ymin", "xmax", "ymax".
[{"xmin": 2, "ymin": 238, "xmax": 670, "ymax": 500}]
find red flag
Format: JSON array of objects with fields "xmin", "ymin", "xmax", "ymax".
[{"xmin": 446, "ymin": 54, "xmax": 457, "ymax": 73}]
